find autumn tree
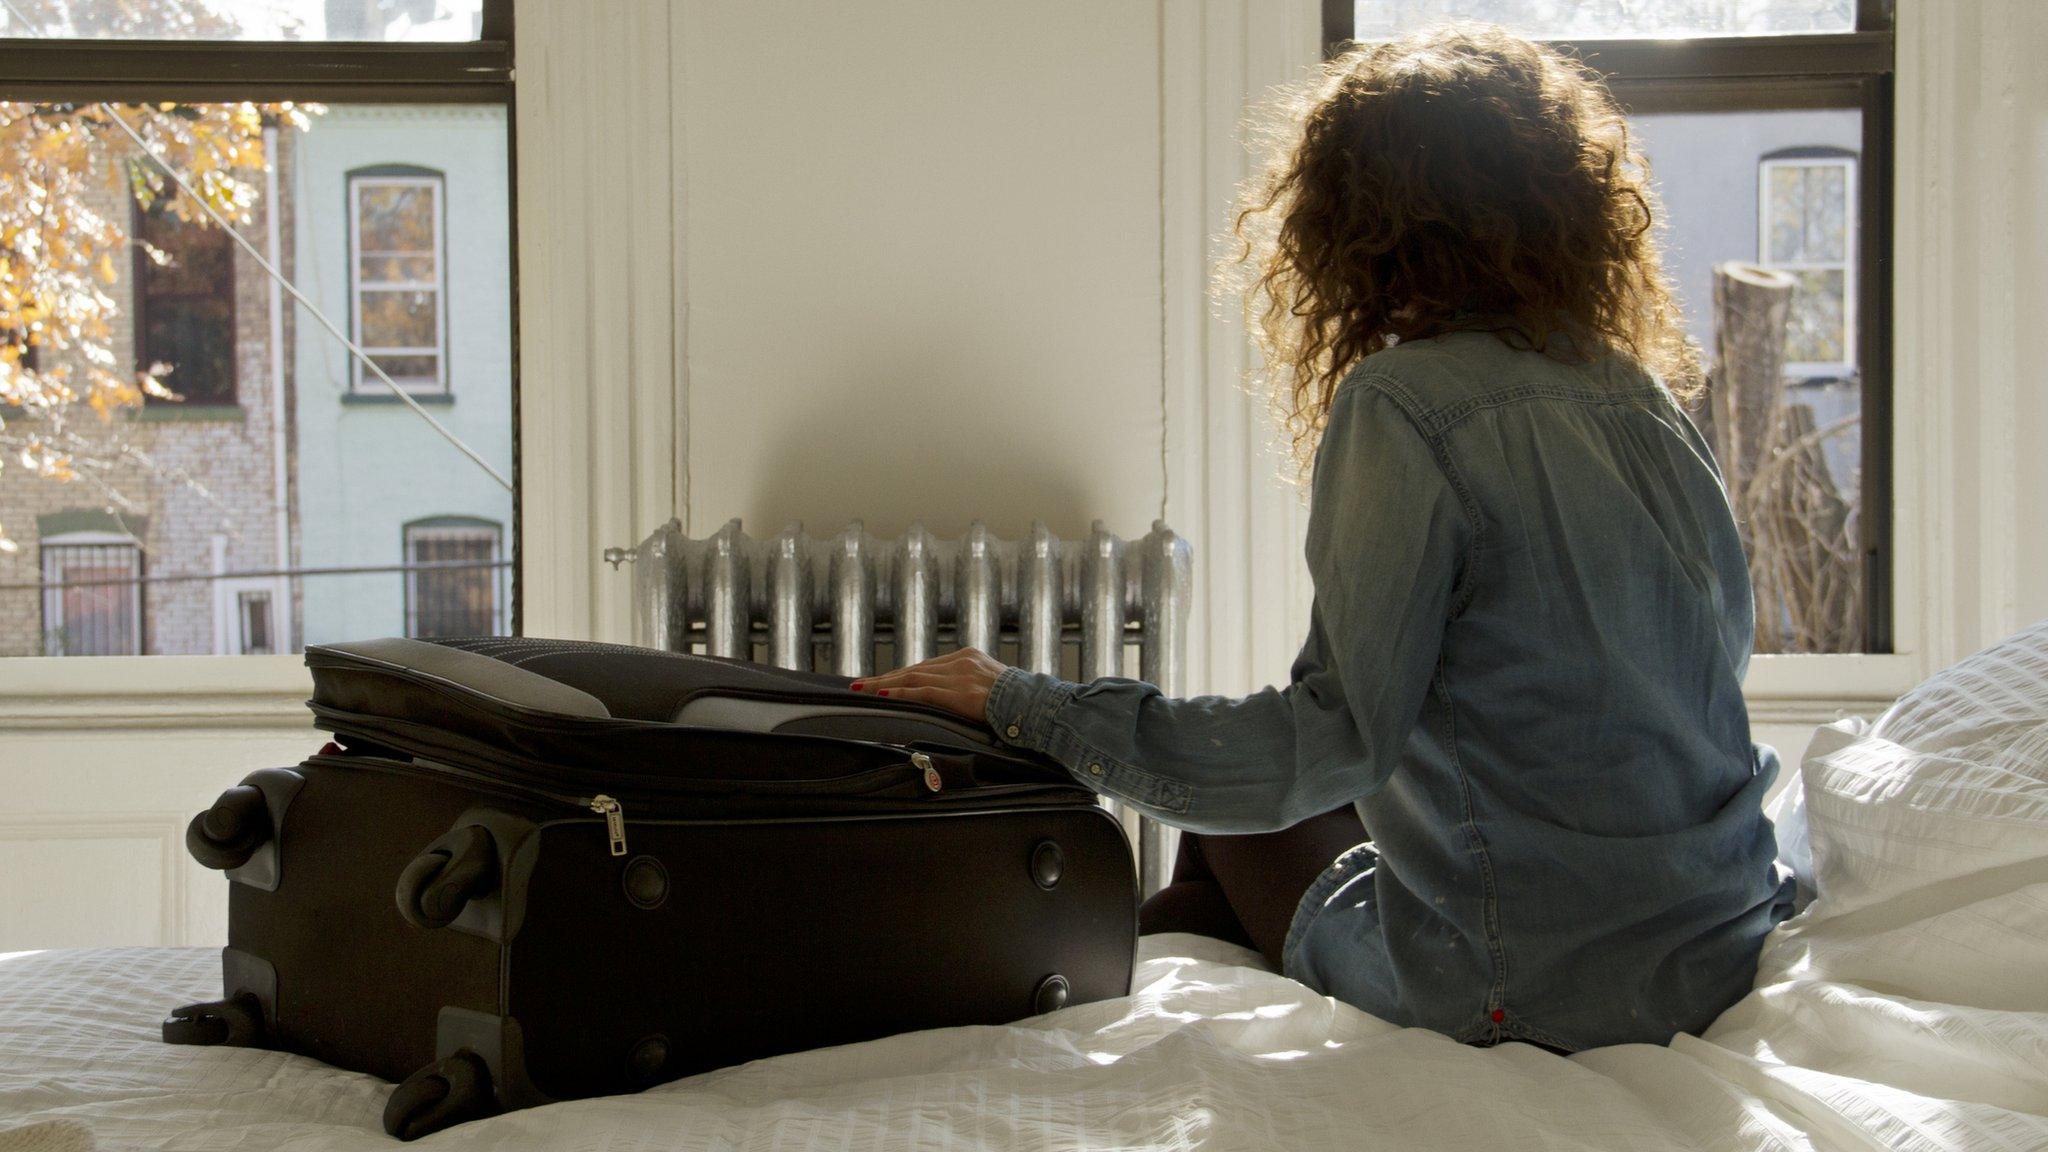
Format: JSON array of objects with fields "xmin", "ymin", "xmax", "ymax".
[{"xmin": 0, "ymin": 2, "xmax": 318, "ymax": 548}]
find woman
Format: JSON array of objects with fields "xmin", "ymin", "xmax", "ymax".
[{"xmin": 853, "ymin": 25, "xmax": 1795, "ymax": 1053}]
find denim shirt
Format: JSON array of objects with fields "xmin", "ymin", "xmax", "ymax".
[{"xmin": 985, "ymin": 330, "xmax": 1796, "ymax": 1052}]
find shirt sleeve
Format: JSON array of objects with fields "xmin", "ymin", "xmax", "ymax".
[{"xmin": 983, "ymin": 380, "xmax": 1472, "ymax": 834}]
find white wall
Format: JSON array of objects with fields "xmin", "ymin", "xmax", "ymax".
[
  {"xmin": 677, "ymin": 0, "xmax": 1166, "ymax": 541},
  {"xmin": 0, "ymin": 660, "xmax": 316, "ymax": 950}
]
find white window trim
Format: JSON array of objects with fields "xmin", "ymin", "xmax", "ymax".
[
  {"xmin": 1757, "ymin": 154, "xmax": 1858, "ymax": 381},
  {"xmin": 348, "ymin": 172, "xmax": 448, "ymax": 395},
  {"xmin": 39, "ymin": 529, "xmax": 145, "ymax": 658},
  {"xmin": 211, "ymin": 579, "xmax": 284, "ymax": 656}
]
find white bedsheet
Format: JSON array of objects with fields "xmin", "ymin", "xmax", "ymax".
[
  {"xmin": 17, "ymin": 624, "xmax": 2048, "ymax": 1150},
  {"xmin": 4, "ymin": 923, "xmax": 2044, "ymax": 1152}
]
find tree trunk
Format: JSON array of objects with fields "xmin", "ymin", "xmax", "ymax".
[
  {"xmin": 1707, "ymin": 261, "xmax": 1861, "ymax": 654},
  {"xmin": 1708, "ymin": 263, "xmax": 1795, "ymax": 504}
]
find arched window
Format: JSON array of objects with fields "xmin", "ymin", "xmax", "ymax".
[
  {"xmin": 1759, "ymin": 147, "xmax": 1858, "ymax": 380},
  {"xmin": 349, "ymin": 165, "xmax": 448, "ymax": 395},
  {"xmin": 403, "ymin": 516, "xmax": 503, "ymax": 637},
  {"xmin": 39, "ymin": 517, "xmax": 146, "ymax": 656}
]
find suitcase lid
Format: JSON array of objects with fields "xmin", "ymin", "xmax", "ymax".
[{"xmin": 302, "ymin": 637, "xmax": 1067, "ymax": 801}]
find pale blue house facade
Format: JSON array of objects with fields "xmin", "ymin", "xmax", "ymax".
[{"xmin": 290, "ymin": 104, "xmax": 514, "ymax": 645}]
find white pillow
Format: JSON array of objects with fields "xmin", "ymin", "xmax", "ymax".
[{"xmin": 1797, "ymin": 619, "xmax": 2048, "ymax": 917}]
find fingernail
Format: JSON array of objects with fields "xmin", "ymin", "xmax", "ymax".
[
  {"xmin": 849, "ymin": 681, "xmax": 864, "ymax": 690},
  {"xmin": 877, "ymin": 689, "xmax": 890, "ymax": 697}
]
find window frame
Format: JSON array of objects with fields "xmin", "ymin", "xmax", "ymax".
[
  {"xmin": 1322, "ymin": 1, "xmax": 1897, "ymax": 654},
  {"xmin": 402, "ymin": 515, "xmax": 505, "ymax": 639},
  {"xmin": 1758, "ymin": 150, "xmax": 1859, "ymax": 380},
  {"xmin": 132, "ymin": 192, "xmax": 241, "ymax": 407},
  {"xmin": 0, "ymin": 0, "xmax": 522, "ymax": 665},
  {"xmin": 39, "ymin": 529, "xmax": 146, "ymax": 657},
  {"xmin": 347, "ymin": 167, "xmax": 449, "ymax": 397}
]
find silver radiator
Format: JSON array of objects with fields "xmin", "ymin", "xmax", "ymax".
[{"xmin": 614, "ymin": 518, "xmax": 1192, "ymax": 894}]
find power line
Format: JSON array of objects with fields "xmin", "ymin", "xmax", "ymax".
[{"xmin": 0, "ymin": 557, "xmax": 510, "ymax": 593}]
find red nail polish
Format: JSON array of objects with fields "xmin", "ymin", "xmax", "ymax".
[
  {"xmin": 877, "ymin": 689, "xmax": 890, "ymax": 697},
  {"xmin": 849, "ymin": 681, "xmax": 864, "ymax": 690}
]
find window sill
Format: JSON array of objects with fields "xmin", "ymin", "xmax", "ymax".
[
  {"xmin": 1741, "ymin": 652, "xmax": 1920, "ymax": 727},
  {"xmin": 129, "ymin": 403, "xmax": 246, "ymax": 423},
  {"xmin": 342, "ymin": 391, "xmax": 453, "ymax": 406},
  {"xmin": 0, "ymin": 655, "xmax": 313, "ymax": 732}
]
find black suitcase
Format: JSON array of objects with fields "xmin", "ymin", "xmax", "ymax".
[{"xmin": 165, "ymin": 637, "xmax": 1137, "ymax": 1140}]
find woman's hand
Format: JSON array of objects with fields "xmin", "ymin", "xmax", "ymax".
[{"xmin": 849, "ymin": 647, "xmax": 1008, "ymax": 725}]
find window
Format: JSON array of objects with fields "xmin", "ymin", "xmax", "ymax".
[
  {"xmin": 40, "ymin": 530, "xmax": 144, "ymax": 656},
  {"xmin": 350, "ymin": 170, "xmax": 446, "ymax": 395},
  {"xmin": 1332, "ymin": 1, "xmax": 1894, "ymax": 655},
  {"xmin": 0, "ymin": 0, "xmax": 488, "ymax": 41},
  {"xmin": 135, "ymin": 196, "xmax": 238, "ymax": 406},
  {"xmin": 236, "ymin": 590, "xmax": 275, "ymax": 654},
  {"xmin": 404, "ymin": 518, "xmax": 504, "ymax": 638},
  {"xmin": 1760, "ymin": 151, "xmax": 1857, "ymax": 379},
  {"xmin": 1348, "ymin": 1, "xmax": 1855, "ymax": 40},
  {"xmin": 0, "ymin": 1, "xmax": 517, "ymax": 659},
  {"xmin": 210, "ymin": 573, "xmax": 283, "ymax": 655}
]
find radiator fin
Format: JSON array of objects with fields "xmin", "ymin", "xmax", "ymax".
[{"xmin": 623, "ymin": 518, "xmax": 1192, "ymax": 894}]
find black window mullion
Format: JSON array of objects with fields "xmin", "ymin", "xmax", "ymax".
[
  {"xmin": 1322, "ymin": 0, "xmax": 1353, "ymax": 57},
  {"xmin": 0, "ymin": 40, "xmax": 509, "ymax": 102},
  {"xmin": 1606, "ymin": 74, "xmax": 1862, "ymax": 116},
  {"xmin": 1857, "ymin": 69, "xmax": 1895, "ymax": 653},
  {"xmin": 1568, "ymin": 32, "xmax": 1890, "ymax": 83}
]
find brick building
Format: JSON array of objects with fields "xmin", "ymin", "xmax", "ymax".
[{"xmin": 0, "ymin": 127, "xmax": 296, "ymax": 658}]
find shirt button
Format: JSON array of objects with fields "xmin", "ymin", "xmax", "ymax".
[
  {"xmin": 1087, "ymin": 763, "xmax": 1104, "ymax": 776},
  {"xmin": 1005, "ymin": 724, "xmax": 1021, "ymax": 739}
]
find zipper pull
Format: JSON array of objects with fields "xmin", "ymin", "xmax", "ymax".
[
  {"xmin": 589, "ymin": 794, "xmax": 627, "ymax": 856},
  {"xmin": 912, "ymin": 751, "xmax": 942, "ymax": 793}
]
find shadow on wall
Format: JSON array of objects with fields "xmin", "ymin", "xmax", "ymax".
[{"xmin": 734, "ymin": 351, "xmax": 1153, "ymax": 541}]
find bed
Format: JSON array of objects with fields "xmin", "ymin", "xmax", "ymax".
[{"xmin": 6, "ymin": 623, "xmax": 2048, "ymax": 1151}]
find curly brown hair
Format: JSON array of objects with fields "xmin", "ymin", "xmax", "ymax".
[{"xmin": 1227, "ymin": 25, "xmax": 1702, "ymax": 473}]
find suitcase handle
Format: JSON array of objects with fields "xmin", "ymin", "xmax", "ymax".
[{"xmin": 395, "ymin": 825, "xmax": 499, "ymax": 930}]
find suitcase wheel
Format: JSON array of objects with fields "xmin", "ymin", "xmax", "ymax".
[
  {"xmin": 383, "ymin": 1049, "xmax": 494, "ymax": 1141},
  {"xmin": 184, "ymin": 785, "xmax": 273, "ymax": 871},
  {"xmin": 162, "ymin": 992, "xmax": 265, "ymax": 1048},
  {"xmin": 1033, "ymin": 974, "xmax": 1071, "ymax": 1015},
  {"xmin": 395, "ymin": 825, "xmax": 499, "ymax": 930}
]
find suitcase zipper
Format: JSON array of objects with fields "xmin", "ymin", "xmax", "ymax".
[
  {"xmin": 589, "ymin": 795, "xmax": 628, "ymax": 856},
  {"xmin": 583, "ymin": 759, "xmax": 934, "ymax": 854},
  {"xmin": 309, "ymin": 751, "xmax": 962, "ymax": 859}
]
